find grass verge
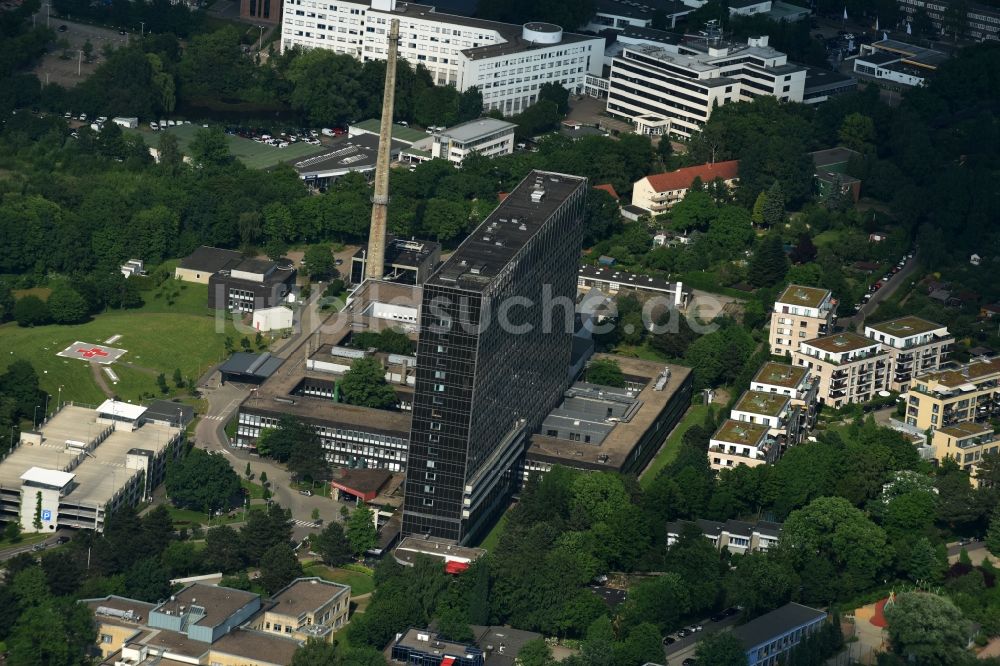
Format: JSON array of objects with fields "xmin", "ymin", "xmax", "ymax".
[
  {"xmin": 640, "ymin": 402, "xmax": 710, "ymax": 489},
  {"xmin": 302, "ymin": 562, "xmax": 376, "ymax": 595}
]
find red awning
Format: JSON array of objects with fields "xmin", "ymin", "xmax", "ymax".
[
  {"xmin": 444, "ymin": 561, "xmax": 469, "ymax": 575},
  {"xmin": 442, "ymin": 657, "xmax": 456, "ymax": 666}
]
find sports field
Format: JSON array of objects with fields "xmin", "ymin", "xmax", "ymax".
[
  {"xmin": 129, "ymin": 124, "xmax": 326, "ymax": 170},
  {"xmin": 0, "ymin": 281, "xmax": 240, "ymax": 406}
]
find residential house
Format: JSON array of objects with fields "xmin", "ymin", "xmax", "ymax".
[
  {"xmin": 768, "ymin": 284, "xmax": 836, "ymax": 358},
  {"xmin": 709, "ymin": 419, "xmax": 777, "ymax": 470},
  {"xmin": 750, "ymin": 362, "xmax": 818, "ymax": 430},
  {"xmin": 631, "ymin": 160, "xmax": 740, "ymax": 213},
  {"xmin": 792, "ymin": 332, "xmax": 889, "ymax": 407},
  {"xmin": 903, "ymin": 357, "xmax": 1000, "ymax": 431},
  {"xmin": 931, "ymin": 422, "xmax": 999, "ymax": 481},
  {"xmin": 811, "ymin": 148, "xmax": 862, "ymax": 203},
  {"xmin": 666, "ymin": 518, "xmax": 782, "ymax": 554},
  {"xmin": 731, "ymin": 389, "xmax": 803, "ymax": 450},
  {"xmin": 863, "ymin": 316, "xmax": 952, "ymax": 392}
]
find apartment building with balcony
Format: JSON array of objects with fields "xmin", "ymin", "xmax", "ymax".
[
  {"xmin": 750, "ymin": 362, "xmax": 818, "ymax": 424},
  {"xmin": 863, "ymin": 316, "xmax": 952, "ymax": 392},
  {"xmin": 667, "ymin": 518, "xmax": 782, "ymax": 554},
  {"xmin": 731, "ymin": 389, "xmax": 805, "ymax": 450},
  {"xmin": 630, "ymin": 160, "xmax": 740, "ymax": 213},
  {"xmin": 792, "ymin": 332, "xmax": 889, "ymax": 408},
  {"xmin": 709, "ymin": 419, "xmax": 776, "ymax": 470},
  {"xmin": 769, "ymin": 285, "xmax": 835, "ymax": 358},
  {"xmin": 931, "ymin": 422, "xmax": 999, "ymax": 479},
  {"xmin": 903, "ymin": 357, "xmax": 1000, "ymax": 431}
]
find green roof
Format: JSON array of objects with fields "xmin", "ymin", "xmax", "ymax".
[
  {"xmin": 713, "ymin": 419, "xmax": 769, "ymax": 446},
  {"xmin": 734, "ymin": 390, "xmax": 789, "ymax": 418},
  {"xmin": 351, "ymin": 119, "xmax": 427, "ymax": 144}
]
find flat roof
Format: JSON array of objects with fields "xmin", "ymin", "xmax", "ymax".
[
  {"xmin": 712, "ymin": 419, "xmax": 769, "ymax": 446},
  {"xmin": 155, "ymin": 583, "xmax": 258, "ymax": 629},
  {"xmin": 219, "ymin": 352, "xmax": 284, "ymax": 379},
  {"xmin": 97, "ymin": 399, "xmax": 147, "ymax": 421},
  {"xmin": 936, "ymin": 422, "xmax": 995, "ymax": 438},
  {"xmin": 234, "ymin": 257, "xmax": 276, "ymax": 274},
  {"xmin": 594, "ymin": 0, "xmax": 691, "ymax": 19},
  {"xmin": 732, "ymin": 603, "xmax": 826, "ymax": 649},
  {"xmin": 471, "ymin": 625, "xmax": 543, "ymax": 666},
  {"xmin": 395, "ymin": 535, "xmax": 486, "ymax": 564},
  {"xmin": 462, "ymin": 30, "xmax": 599, "ymax": 61},
  {"xmin": 292, "ymin": 132, "xmax": 410, "ymax": 179},
  {"xmin": 917, "ymin": 358, "xmax": 1000, "ymax": 389},
  {"xmin": 209, "ymin": 629, "xmax": 301, "ymax": 666},
  {"xmin": 0, "ymin": 405, "xmax": 178, "ymax": 506},
  {"xmin": 803, "ymin": 331, "xmax": 880, "ymax": 354},
  {"xmin": 866, "ymin": 316, "xmax": 946, "ymax": 337},
  {"xmin": 775, "ymin": 284, "xmax": 831, "ymax": 309},
  {"xmin": 395, "ymin": 628, "xmax": 481, "ymax": 656},
  {"xmin": 329, "ymin": 468, "xmax": 392, "ymax": 497},
  {"xmin": 268, "ymin": 578, "xmax": 349, "ymax": 617},
  {"xmin": 21, "ymin": 466, "xmax": 75, "ymax": 488},
  {"xmin": 178, "ymin": 246, "xmax": 243, "ymax": 273},
  {"xmin": 350, "ymin": 118, "xmax": 428, "ymax": 144},
  {"xmin": 753, "ymin": 362, "xmax": 807, "ymax": 389},
  {"xmin": 437, "ymin": 117, "xmax": 516, "ymax": 143},
  {"xmin": 578, "ymin": 265, "xmax": 687, "ymax": 295},
  {"xmin": 143, "ymin": 400, "xmax": 195, "ymax": 426},
  {"xmin": 733, "ymin": 390, "xmax": 789, "ymax": 418},
  {"xmin": 428, "ymin": 171, "xmax": 587, "ymax": 292},
  {"xmin": 528, "ymin": 356, "xmax": 691, "ymax": 470},
  {"xmin": 804, "ymin": 66, "xmax": 856, "ymax": 92}
]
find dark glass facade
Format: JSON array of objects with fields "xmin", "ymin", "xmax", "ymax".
[{"xmin": 402, "ymin": 171, "xmax": 588, "ymax": 543}]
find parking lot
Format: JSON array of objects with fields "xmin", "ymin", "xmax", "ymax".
[{"xmin": 31, "ymin": 15, "xmax": 130, "ymax": 87}]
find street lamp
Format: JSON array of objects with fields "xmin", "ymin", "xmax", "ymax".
[
  {"xmin": 57, "ymin": 385, "xmax": 63, "ymax": 411},
  {"xmin": 139, "ymin": 21, "xmax": 145, "ymax": 36},
  {"xmin": 33, "ymin": 405, "xmax": 40, "ymax": 428},
  {"xmin": 257, "ymin": 25, "xmax": 264, "ymax": 51}
]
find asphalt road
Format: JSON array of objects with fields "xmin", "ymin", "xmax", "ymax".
[
  {"xmin": 31, "ymin": 14, "xmax": 131, "ymax": 88},
  {"xmin": 844, "ymin": 249, "xmax": 920, "ymax": 331},
  {"xmin": 0, "ymin": 529, "xmax": 74, "ymax": 563},
  {"xmin": 663, "ymin": 613, "xmax": 743, "ymax": 665}
]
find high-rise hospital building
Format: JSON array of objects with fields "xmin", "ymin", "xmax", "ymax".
[
  {"xmin": 401, "ymin": 171, "xmax": 588, "ymax": 543},
  {"xmin": 279, "ymin": 0, "xmax": 604, "ymax": 116}
]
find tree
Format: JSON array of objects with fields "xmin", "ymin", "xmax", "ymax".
[
  {"xmin": 586, "ymin": 358, "xmax": 625, "ymax": 387},
  {"xmin": 884, "ymin": 592, "xmax": 972, "ymax": 665},
  {"xmin": 789, "ymin": 234, "xmax": 817, "ymax": 264},
  {"xmin": 656, "ymin": 135, "xmax": 673, "ymax": 165},
  {"xmin": 202, "ymin": 525, "xmax": 246, "ymax": 573},
  {"xmin": 421, "ymin": 198, "xmax": 468, "ymax": 242},
  {"xmin": 259, "ymin": 543, "xmax": 303, "ymax": 594},
  {"xmin": 780, "ymin": 496, "xmax": 891, "ymax": 601},
  {"xmin": 156, "ymin": 372, "xmax": 169, "ymax": 394},
  {"xmin": 517, "ymin": 638, "xmax": 555, "ymax": 666},
  {"xmin": 457, "ymin": 86, "xmax": 484, "ymax": 123},
  {"xmin": 747, "ymin": 234, "xmax": 789, "ymax": 287},
  {"xmin": 304, "ymin": 244, "xmax": 337, "ymax": 280},
  {"xmin": 726, "ymin": 552, "xmax": 797, "ymax": 619},
  {"xmin": 157, "ymin": 130, "xmax": 183, "ymax": 173},
  {"xmin": 761, "ymin": 181, "xmax": 785, "ymax": 227},
  {"xmin": 6, "ymin": 597, "xmax": 96, "ymax": 666},
  {"xmin": 47, "ymin": 286, "xmax": 88, "ymax": 324},
  {"xmin": 124, "ymin": 557, "xmax": 172, "ymax": 602},
  {"xmin": 166, "ymin": 447, "xmax": 241, "ymax": 513},
  {"xmin": 291, "ymin": 639, "xmax": 338, "ymax": 666},
  {"xmin": 696, "ymin": 632, "xmax": 749, "ymax": 666},
  {"xmin": 751, "ymin": 191, "xmax": 767, "ymax": 226},
  {"xmin": 839, "ymin": 113, "xmax": 876, "ymax": 154},
  {"xmin": 345, "ymin": 506, "xmax": 377, "ymax": 557},
  {"xmin": 241, "ymin": 503, "xmax": 293, "ymax": 565},
  {"xmin": 537, "ymin": 81, "xmax": 570, "ymax": 115},
  {"xmin": 285, "ymin": 49, "xmax": 365, "ymax": 126},
  {"xmin": 314, "ymin": 521, "xmax": 353, "ymax": 567},
  {"xmin": 13, "ymin": 295, "xmax": 51, "ymax": 327},
  {"xmin": 986, "ymin": 505, "xmax": 1000, "ymax": 557},
  {"xmin": 189, "ymin": 126, "xmax": 232, "ymax": 168},
  {"xmin": 341, "ymin": 357, "xmax": 397, "ymax": 409}
]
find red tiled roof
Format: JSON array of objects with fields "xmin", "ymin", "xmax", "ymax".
[
  {"xmin": 644, "ymin": 160, "xmax": 740, "ymax": 193},
  {"xmin": 593, "ymin": 183, "xmax": 620, "ymax": 200}
]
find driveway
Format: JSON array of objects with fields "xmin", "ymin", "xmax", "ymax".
[
  {"xmin": 0, "ymin": 529, "xmax": 74, "ymax": 563},
  {"xmin": 844, "ymin": 249, "xmax": 920, "ymax": 331}
]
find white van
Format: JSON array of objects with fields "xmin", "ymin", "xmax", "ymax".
[
  {"xmin": 321, "ymin": 128, "xmax": 335, "ymax": 137},
  {"xmin": 149, "ymin": 121, "xmax": 160, "ymax": 131}
]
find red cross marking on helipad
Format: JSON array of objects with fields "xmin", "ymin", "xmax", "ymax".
[{"xmin": 77, "ymin": 347, "xmax": 109, "ymax": 358}]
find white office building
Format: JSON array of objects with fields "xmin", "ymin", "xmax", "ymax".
[
  {"xmin": 606, "ymin": 35, "xmax": 806, "ymax": 138},
  {"xmin": 280, "ymin": 0, "xmax": 604, "ymax": 115},
  {"xmin": 430, "ymin": 117, "xmax": 516, "ymax": 163}
]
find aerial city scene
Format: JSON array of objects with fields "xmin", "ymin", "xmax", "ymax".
[{"xmin": 0, "ymin": 0, "xmax": 997, "ymax": 662}]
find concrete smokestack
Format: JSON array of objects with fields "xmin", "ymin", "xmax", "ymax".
[{"xmin": 364, "ymin": 18, "xmax": 400, "ymax": 281}]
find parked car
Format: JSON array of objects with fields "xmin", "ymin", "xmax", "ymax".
[
  {"xmin": 682, "ymin": 659, "xmax": 697, "ymax": 666},
  {"xmin": 56, "ymin": 535, "xmax": 71, "ymax": 544},
  {"xmin": 662, "ymin": 636, "xmax": 676, "ymax": 645},
  {"xmin": 32, "ymin": 543, "xmax": 47, "ymax": 552},
  {"xmin": 58, "ymin": 24, "xmax": 67, "ymax": 31},
  {"xmin": 299, "ymin": 489, "xmax": 313, "ymax": 496},
  {"xmin": 710, "ymin": 612, "xmax": 727, "ymax": 622}
]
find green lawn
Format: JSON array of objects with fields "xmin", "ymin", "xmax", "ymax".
[
  {"xmin": 241, "ymin": 479, "xmax": 266, "ymax": 500},
  {"xmin": 640, "ymin": 402, "xmax": 710, "ymax": 489},
  {"xmin": 291, "ymin": 480, "xmax": 331, "ymax": 498},
  {"xmin": 167, "ymin": 504, "xmax": 263, "ymax": 529},
  {"xmin": 477, "ymin": 512, "xmax": 508, "ymax": 553},
  {"xmin": 303, "ymin": 563, "xmax": 376, "ymax": 595},
  {"xmin": 0, "ymin": 282, "xmax": 238, "ymax": 406},
  {"xmin": 0, "ymin": 531, "xmax": 49, "ymax": 549},
  {"xmin": 128, "ymin": 124, "xmax": 326, "ymax": 170}
]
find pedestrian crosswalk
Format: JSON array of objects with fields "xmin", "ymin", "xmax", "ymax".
[
  {"xmin": 203, "ymin": 414, "xmax": 227, "ymax": 421},
  {"xmin": 293, "ymin": 519, "xmax": 320, "ymax": 528}
]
